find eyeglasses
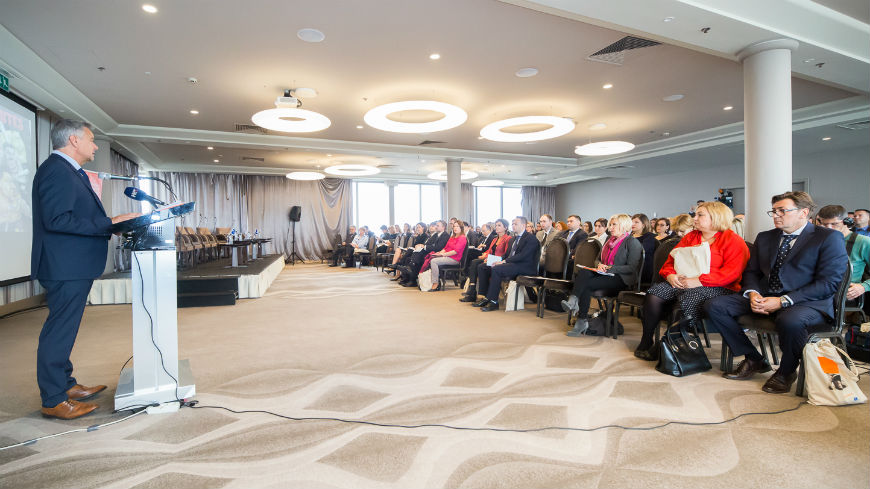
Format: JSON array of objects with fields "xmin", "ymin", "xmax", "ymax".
[{"xmin": 766, "ymin": 207, "xmax": 799, "ymax": 217}]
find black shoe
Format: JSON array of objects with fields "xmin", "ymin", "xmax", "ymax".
[
  {"xmin": 329, "ymin": 263, "xmax": 338, "ymax": 267},
  {"xmin": 480, "ymin": 300, "xmax": 499, "ymax": 312},
  {"xmin": 722, "ymin": 357, "xmax": 772, "ymax": 380},
  {"xmin": 633, "ymin": 343, "xmax": 659, "ymax": 361},
  {"xmin": 762, "ymin": 370, "xmax": 797, "ymax": 394},
  {"xmin": 472, "ymin": 298, "xmax": 490, "ymax": 307},
  {"xmin": 390, "ymin": 276, "xmax": 401, "ymax": 281},
  {"xmin": 402, "ymin": 281, "xmax": 418, "ymax": 288},
  {"xmin": 459, "ymin": 295, "xmax": 477, "ymax": 303}
]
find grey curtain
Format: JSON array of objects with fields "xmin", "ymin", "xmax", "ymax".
[
  {"xmin": 522, "ymin": 186, "xmax": 556, "ymax": 221},
  {"xmin": 110, "ymin": 150, "xmax": 139, "ymax": 271},
  {"xmin": 146, "ymin": 171, "xmax": 351, "ymax": 260}
]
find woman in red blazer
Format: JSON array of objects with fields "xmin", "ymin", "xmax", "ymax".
[{"xmin": 634, "ymin": 201, "xmax": 750, "ymax": 360}]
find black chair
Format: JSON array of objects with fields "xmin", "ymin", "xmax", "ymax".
[
  {"xmin": 355, "ymin": 236, "xmax": 377, "ymax": 267},
  {"xmin": 614, "ymin": 236, "xmax": 679, "ymax": 338},
  {"xmin": 720, "ymin": 262, "xmax": 852, "ymax": 397},
  {"xmin": 438, "ymin": 247, "xmax": 472, "ymax": 290},
  {"xmin": 323, "ymin": 233, "xmax": 342, "ymax": 264},
  {"xmin": 541, "ymin": 238, "xmax": 602, "ymax": 325},
  {"xmin": 515, "ymin": 238, "xmax": 570, "ymax": 317},
  {"xmin": 595, "ymin": 250, "xmax": 644, "ymax": 339}
]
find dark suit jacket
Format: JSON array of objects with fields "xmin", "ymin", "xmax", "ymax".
[
  {"xmin": 561, "ymin": 229, "xmax": 588, "ymax": 256},
  {"xmin": 742, "ymin": 223, "xmax": 848, "ymax": 317},
  {"xmin": 31, "ymin": 153, "xmax": 112, "ymax": 280},
  {"xmin": 425, "ymin": 231, "xmax": 450, "ymax": 253},
  {"xmin": 479, "ymin": 232, "xmax": 497, "ymax": 252},
  {"xmin": 502, "ymin": 231, "xmax": 541, "ymax": 276}
]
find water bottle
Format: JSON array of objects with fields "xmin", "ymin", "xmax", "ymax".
[
  {"xmin": 229, "ymin": 228, "xmax": 236, "ymax": 244},
  {"xmin": 255, "ymin": 229, "xmax": 259, "ymax": 239}
]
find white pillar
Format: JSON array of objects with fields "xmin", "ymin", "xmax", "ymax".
[
  {"xmin": 91, "ymin": 135, "xmax": 116, "ymax": 275},
  {"xmin": 445, "ymin": 157, "xmax": 462, "ymax": 221},
  {"xmin": 385, "ymin": 180, "xmax": 397, "ymax": 225},
  {"xmin": 738, "ymin": 39, "xmax": 798, "ymax": 241}
]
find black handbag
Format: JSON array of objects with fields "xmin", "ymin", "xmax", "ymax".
[{"xmin": 655, "ymin": 321, "xmax": 711, "ymax": 377}]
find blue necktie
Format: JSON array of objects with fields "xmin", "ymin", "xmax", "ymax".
[{"xmin": 769, "ymin": 234, "xmax": 796, "ymax": 292}]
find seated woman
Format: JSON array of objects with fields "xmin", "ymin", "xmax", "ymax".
[
  {"xmin": 591, "ymin": 218, "xmax": 608, "ymax": 246},
  {"xmin": 654, "ymin": 217, "xmax": 672, "ymax": 241},
  {"xmin": 525, "ymin": 220, "xmax": 536, "ymax": 234},
  {"xmin": 420, "ymin": 221, "xmax": 467, "ymax": 291},
  {"xmin": 460, "ymin": 218, "xmax": 511, "ymax": 302},
  {"xmin": 555, "ymin": 220, "xmax": 566, "ymax": 232},
  {"xmin": 582, "ymin": 221, "xmax": 593, "ymax": 235},
  {"xmin": 390, "ymin": 222, "xmax": 428, "ymax": 280},
  {"xmin": 634, "ymin": 202, "xmax": 750, "ymax": 360},
  {"xmin": 631, "ymin": 213, "xmax": 659, "ymax": 285},
  {"xmin": 560, "ymin": 214, "xmax": 643, "ymax": 336}
]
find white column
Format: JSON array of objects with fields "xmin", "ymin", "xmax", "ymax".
[
  {"xmin": 385, "ymin": 180, "xmax": 397, "ymax": 225},
  {"xmin": 445, "ymin": 157, "xmax": 462, "ymax": 221},
  {"xmin": 738, "ymin": 39, "xmax": 798, "ymax": 241},
  {"xmin": 91, "ymin": 135, "xmax": 116, "ymax": 275}
]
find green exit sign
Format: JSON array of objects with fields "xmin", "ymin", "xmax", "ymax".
[{"xmin": 0, "ymin": 74, "xmax": 8, "ymax": 92}]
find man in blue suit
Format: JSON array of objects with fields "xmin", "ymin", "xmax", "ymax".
[
  {"xmin": 474, "ymin": 216, "xmax": 541, "ymax": 312},
  {"xmin": 32, "ymin": 120, "xmax": 139, "ymax": 419},
  {"xmin": 705, "ymin": 191, "xmax": 848, "ymax": 394}
]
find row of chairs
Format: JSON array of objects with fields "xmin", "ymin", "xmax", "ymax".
[{"xmin": 175, "ymin": 227, "xmax": 229, "ymax": 269}]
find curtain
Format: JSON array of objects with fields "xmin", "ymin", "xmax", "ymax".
[
  {"xmin": 110, "ymin": 150, "xmax": 139, "ymax": 271},
  {"xmin": 522, "ymin": 186, "xmax": 556, "ymax": 221},
  {"xmin": 146, "ymin": 171, "xmax": 351, "ymax": 260}
]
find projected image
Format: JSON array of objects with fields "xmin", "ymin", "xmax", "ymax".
[{"xmin": 0, "ymin": 111, "xmax": 32, "ymax": 232}]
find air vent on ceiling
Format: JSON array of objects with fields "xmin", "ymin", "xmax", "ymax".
[
  {"xmin": 836, "ymin": 120, "xmax": 870, "ymax": 131},
  {"xmin": 241, "ymin": 156, "xmax": 265, "ymax": 162},
  {"xmin": 587, "ymin": 36, "xmax": 661, "ymax": 66},
  {"xmin": 418, "ymin": 140, "xmax": 445, "ymax": 145},
  {"xmin": 605, "ymin": 165, "xmax": 634, "ymax": 170},
  {"xmin": 234, "ymin": 123, "xmax": 267, "ymax": 134},
  {"xmin": 528, "ymin": 172, "xmax": 545, "ymax": 177},
  {"xmin": 377, "ymin": 164, "xmax": 397, "ymax": 169}
]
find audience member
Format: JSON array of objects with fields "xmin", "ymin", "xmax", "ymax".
[
  {"xmin": 654, "ymin": 217, "xmax": 671, "ymax": 241},
  {"xmin": 561, "ymin": 214, "xmax": 588, "ymax": 259},
  {"xmin": 582, "ymin": 221, "xmax": 593, "ymax": 234},
  {"xmin": 631, "ymin": 213, "xmax": 659, "ymax": 284},
  {"xmin": 330, "ymin": 225, "xmax": 357, "ymax": 267},
  {"xmin": 592, "ymin": 218, "xmax": 608, "ymax": 246},
  {"xmin": 460, "ymin": 219, "xmax": 511, "ymax": 302},
  {"xmin": 398, "ymin": 220, "xmax": 449, "ymax": 287},
  {"xmin": 561, "ymin": 214, "xmax": 643, "ymax": 336},
  {"xmin": 555, "ymin": 221, "xmax": 566, "ymax": 232},
  {"xmin": 344, "ymin": 226, "xmax": 371, "ymax": 268},
  {"xmin": 816, "ymin": 205, "xmax": 869, "ymax": 302},
  {"xmin": 731, "ymin": 215, "xmax": 745, "ymax": 239},
  {"xmin": 705, "ymin": 191, "xmax": 848, "ymax": 394},
  {"xmin": 389, "ymin": 222, "xmax": 428, "ymax": 280},
  {"xmin": 536, "ymin": 214, "xmax": 559, "ymax": 266},
  {"xmin": 422, "ymin": 221, "xmax": 468, "ymax": 291},
  {"xmin": 634, "ymin": 202, "xmax": 750, "ymax": 360},
  {"xmin": 854, "ymin": 209, "xmax": 870, "ymax": 236},
  {"xmin": 525, "ymin": 221, "xmax": 536, "ymax": 234},
  {"xmin": 669, "ymin": 214, "xmax": 694, "ymax": 238},
  {"xmin": 474, "ymin": 217, "xmax": 541, "ymax": 312}
]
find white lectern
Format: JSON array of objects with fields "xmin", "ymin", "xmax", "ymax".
[{"xmin": 112, "ymin": 203, "xmax": 196, "ymax": 413}]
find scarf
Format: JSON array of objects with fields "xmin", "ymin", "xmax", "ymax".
[{"xmin": 600, "ymin": 233, "xmax": 629, "ymax": 265}]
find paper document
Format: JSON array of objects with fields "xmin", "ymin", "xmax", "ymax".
[
  {"xmin": 577, "ymin": 265, "xmax": 615, "ymax": 276},
  {"xmin": 486, "ymin": 255, "xmax": 503, "ymax": 266}
]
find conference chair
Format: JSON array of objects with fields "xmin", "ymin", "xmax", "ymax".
[
  {"xmin": 515, "ymin": 238, "xmax": 570, "ymax": 318},
  {"xmin": 613, "ymin": 237, "xmax": 678, "ymax": 334},
  {"xmin": 541, "ymin": 238, "xmax": 601, "ymax": 325},
  {"xmin": 593, "ymin": 250, "xmax": 644, "ymax": 339},
  {"xmin": 720, "ymin": 263, "xmax": 852, "ymax": 397},
  {"xmin": 437, "ymin": 247, "xmax": 473, "ymax": 290}
]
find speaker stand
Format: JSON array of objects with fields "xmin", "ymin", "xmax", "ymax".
[{"xmin": 288, "ymin": 220, "xmax": 304, "ymax": 265}]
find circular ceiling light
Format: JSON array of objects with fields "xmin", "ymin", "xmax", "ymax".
[
  {"xmin": 472, "ymin": 179, "xmax": 504, "ymax": 187},
  {"xmin": 662, "ymin": 94, "xmax": 684, "ymax": 102},
  {"xmin": 364, "ymin": 101, "xmax": 467, "ymax": 133},
  {"xmin": 480, "ymin": 116, "xmax": 575, "ymax": 142},
  {"xmin": 297, "ymin": 28, "xmax": 325, "ymax": 43},
  {"xmin": 324, "ymin": 164, "xmax": 381, "ymax": 176},
  {"xmin": 429, "ymin": 53, "xmax": 441, "ymax": 60},
  {"xmin": 286, "ymin": 171, "xmax": 325, "ymax": 181},
  {"xmin": 515, "ymin": 67, "xmax": 538, "ymax": 78},
  {"xmin": 575, "ymin": 141, "xmax": 635, "ymax": 156},
  {"xmin": 426, "ymin": 170, "xmax": 478, "ymax": 181},
  {"xmin": 251, "ymin": 108, "xmax": 331, "ymax": 133}
]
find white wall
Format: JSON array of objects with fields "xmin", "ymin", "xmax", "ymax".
[{"xmin": 555, "ymin": 145, "xmax": 870, "ymax": 222}]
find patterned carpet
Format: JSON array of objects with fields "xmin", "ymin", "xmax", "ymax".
[{"xmin": 0, "ymin": 263, "xmax": 867, "ymax": 488}]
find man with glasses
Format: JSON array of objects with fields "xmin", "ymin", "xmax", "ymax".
[{"xmin": 705, "ymin": 191, "xmax": 848, "ymax": 394}]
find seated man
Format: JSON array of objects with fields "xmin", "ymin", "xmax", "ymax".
[
  {"xmin": 854, "ymin": 209, "xmax": 869, "ymax": 237},
  {"xmin": 344, "ymin": 226, "xmax": 370, "ymax": 268},
  {"xmin": 705, "ymin": 191, "xmax": 848, "ymax": 394},
  {"xmin": 816, "ymin": 205, "xmax": 869, "ymax": 308},
  {"xmin": 560, "ymin": 214, "xmax": 588, "ymax": 279},
  {"xmin": 474, "ymin": 216, "xmax": 541, "ymax": 312},
  {"xmin": 398, "ymin": 220, "xmax": 449, "ymax": 286},
  {"xmin": 330, "ymin": 225, "xmax": 356, "ymax": 267}
]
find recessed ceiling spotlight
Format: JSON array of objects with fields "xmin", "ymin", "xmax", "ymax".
[
  {"xmin": 602, "ymin": 83, "xmax": 613, "ymax": 89},
  {"xmin": 142, "ymin": 4, "xmax": 158, "ymax": 13},
  {"xmin": 189, "ymin": 109, "xmax": 199, "ymax": 115},
  {"xmin": 803, "ymin": 58, "xmax": 815, "ymax": 63},
  {"xmin": 662, "ymin": 132, "xmax": 671, "ymax": 137},
  {"xmin": 297, "ymin": 28, "xmax": 325, "ymax": 43},
  {"xmin": 213, "ymin": 159, "xmax": 219, "ymax": 163},
  {"xmin": 207, "ymin": 146, "xmax": 214, "ymax": 150},
  {"xmin": 286, "ymin": 171, "xmax": 325, "ymax": 181},
  {"xmin": 723, "ymin": 105, "xmax": 733, "ymax": 111},
  {"xmin": 662, "ymin": 94, "xmax": 684, "ymax": 102},
  {"xmin": 429, "ymin": 53, "xmax": 441, "ymax": 60},
  {"xmin": 480, "ymin": 116, "xmax": 575, "ymax": 142},
  {"xmin": 324, "ymin": 164, "xmax": 380, "ymax": 176},
  {"xmin": 364, "ymin": 101, "xmax": 467, "ymax": 133},
  {"xmin": 515, "ymin": 67, "xmax": 538, "ymax": 78},
  {"xmin": 472, "ymin": 179, "xmax": 504, "ymax": 187},
  {"xmin": 326, "ymin": 154, "xmax": 333, "ymax": 157},
  {"xmin": 356, "ymin": 125, "xmax": 364, "ymax": 129},
  {"xmin": 822, "ymin": 136, "xmax": 832, "ymax": 141},
  {"xmin": 588, "ymin": 123, "xmax": 607, "ymax": 131},
  {"xmin": 427, "ymin": 170, "xmax": 478, "ymax": 181},
  {"xmin": 575, "ymin": 141, "xmax": 635, "ymax": 156},
  {"xmin": 144, "ymin": 71, "xmax": 151, "ymax": 75},
  {"xmin": 663, "ymin": 16, "xmax": 675, "ymax": 22},
  {"xmin": 477, "ymin": 136, "xmax": 484, "ymax": 140}
]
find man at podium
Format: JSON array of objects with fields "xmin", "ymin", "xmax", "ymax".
[{"xmin": 31, "ymin": 119, "xmax": 140, "ymax": 420}]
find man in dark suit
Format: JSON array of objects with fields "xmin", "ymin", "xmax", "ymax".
[
  {"xmin": 329, "ymin": 225, "xmax": 356, "ymax": 267},
  {"xmin": 32, "ymin": 120, "xmax": 140, "ymax": 419},
  {"xmin": 462, "ymin": 222, "xmax": 497, "ymax": 275},
  {"xmin": 474, "ymin": 216, "xmax": 541, "ymax": 311},
  {"xmin": 705, "ymin": 191, "xmax": 848, "ymax": 394},
  {"xmin": 399, "ymin": 220, "xmax": 448, "ymax": 286},
  {"xmin": 560, "ymin": 214, "xmax": 588, "ymax": 279}
]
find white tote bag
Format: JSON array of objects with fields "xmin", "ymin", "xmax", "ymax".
[
  {"xmin": 417, "ymin": 270, "xmax": 433, "ymax": 292},
  {"xmin": 670, "ymin": 242, "xmax": 711, "ymax": 278},
  {"xmin": 504, "ymin": 280, "xmax": 526, "ymax": 311},
  {"xmin": 803, "ymin": 339, "xmax": 867, "ymax": 406}
]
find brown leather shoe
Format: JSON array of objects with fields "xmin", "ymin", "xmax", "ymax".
[
  {"xmin": 762, "ymin": 371, "xmax": 798, "ymax": 394},
  {"xmin": 66, "ymin": 384, "xmax": 107, "ymax": 401},
  {"xmin": 41, "ymin": 399, "xmax": 98, "ymax": 420},
  {"xmin": 722, "ymin": 358, "xmax": 772, "ymax": 380}
]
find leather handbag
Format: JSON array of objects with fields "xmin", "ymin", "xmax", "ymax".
[{"xmin": 655, "ymin": 322, "xmax": 711, "ymax": 377}]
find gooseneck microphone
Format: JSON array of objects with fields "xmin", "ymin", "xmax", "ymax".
[
  {"xmin": 98, "ymin": 172, "xmax": 136, "ymax": 181},
  {"xmin": 124, "ymin": 186, "xmax": 166, "ymax": 208}
]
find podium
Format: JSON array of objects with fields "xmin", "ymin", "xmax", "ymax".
[{"xmin": 112, "ymin": 202, "xmax": 196, "ymax": 413}]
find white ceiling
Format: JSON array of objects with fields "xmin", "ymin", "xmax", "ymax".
[{"xmin": 0, "ymin": 0, "xmax": 867, "ymax": 185}]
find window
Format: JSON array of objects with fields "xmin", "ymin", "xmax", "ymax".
[
  {"xmin": 420, "ymin": 184, "xmax": 441, "ymax": 223},
  {"xmin": 353, "ymin": 182, "xmax": 389, "ymax": 230},
  {"xmin": 394, "ymin": 184, "xmax": 421, "ymax": 226},
  {"xmin": 474, "ymin": 186, "xmax": 523, "ymax": 224}
]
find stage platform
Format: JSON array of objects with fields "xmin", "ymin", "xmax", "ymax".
[{"xmin": 88, "ymin": 254, "xmax": 285, "ymax": 305}]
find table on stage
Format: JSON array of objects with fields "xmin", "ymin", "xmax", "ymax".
[{"xmin": 220, "ymin": 240, "xmax": 251, "ymax": 267}]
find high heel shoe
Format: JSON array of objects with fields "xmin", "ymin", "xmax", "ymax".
[{"xmin": 428, "ymin": 284, "xmax": 442, "ymax": 292}]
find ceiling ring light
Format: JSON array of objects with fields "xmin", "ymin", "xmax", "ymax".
[
  {"xmin": 324, "ymin": 164, "xmax": 381, "ymax": 176},
  {"xmin": 286, "ymin": 171, "xmax": 325, "ymax": 181},
  {"xmin": 480, "ymin": 116, "xmax": 575, "ymax": 142},
  {"xmin": 364, "ymin": 101, "xmax": 467, "ymax": 133},
  {"xmin": 575, "ymin": 141, "xmax": 635, "ymax": 156},
  {"xmin": 427, "ymin": 170, "xmax": 478, "ymax": 181},
  {"xmin": 251, "ymin": 108, "xmax": 331, "ymax": 133}
]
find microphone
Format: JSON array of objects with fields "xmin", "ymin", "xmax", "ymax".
[
  {"xmin": 98, "ymin": 172, "xmax": 136, "ymax": 181},
  {"xmin": 124, "ymin": 186, "xmax": 166, "ymax": 207}
]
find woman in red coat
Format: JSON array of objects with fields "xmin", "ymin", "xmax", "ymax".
[{"xmin": 634, "ymin": 201, "xmax": 750, "ymax": 360}]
